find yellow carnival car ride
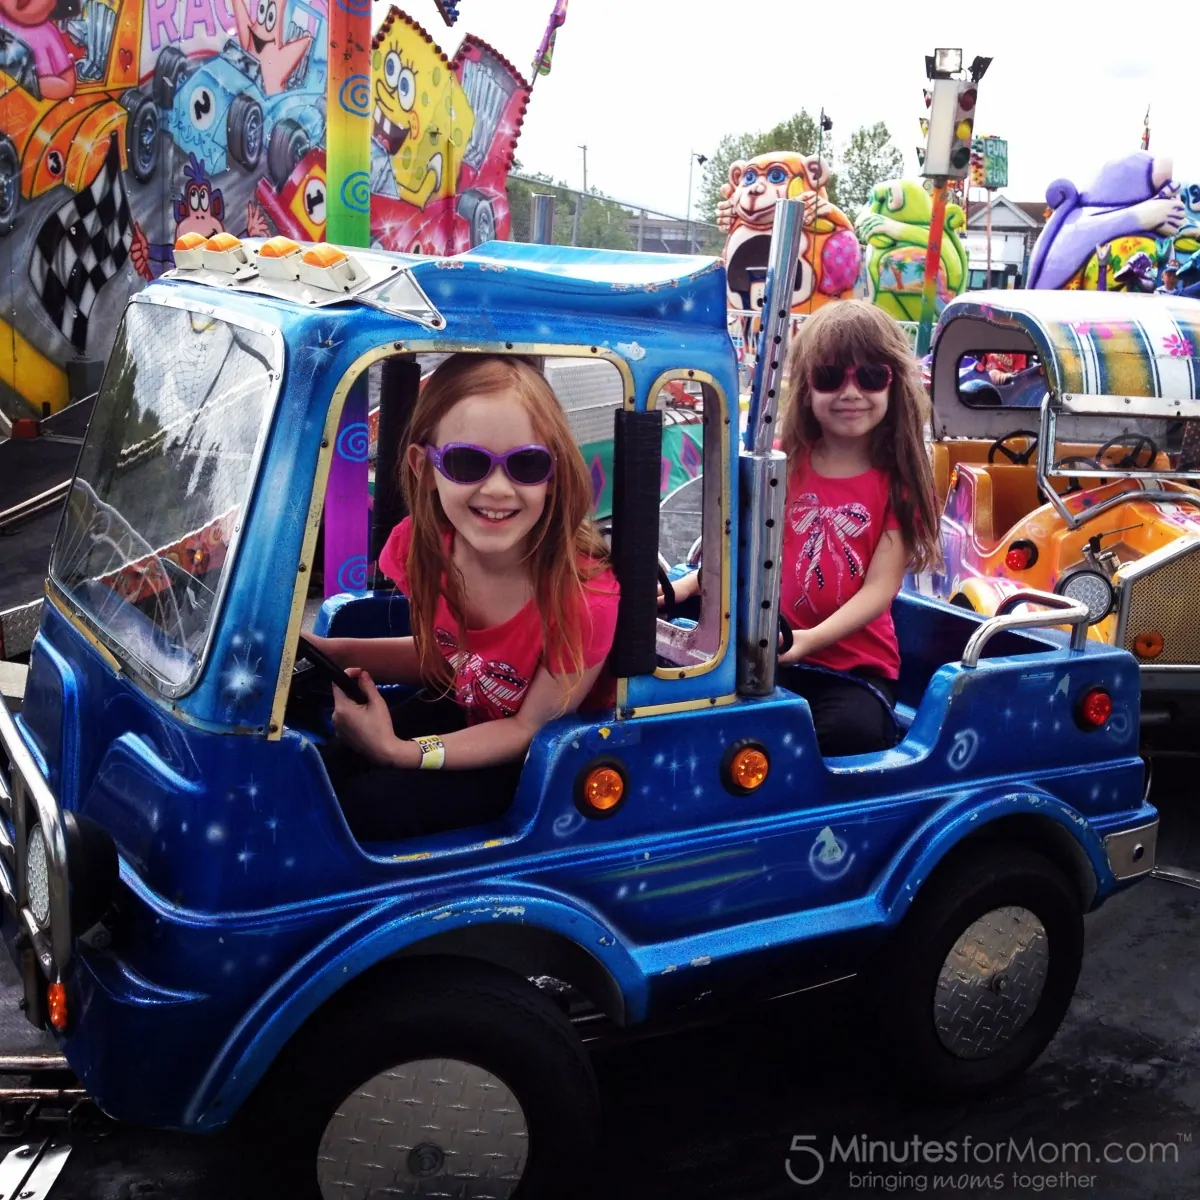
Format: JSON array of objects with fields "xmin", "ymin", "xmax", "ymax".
[{"xmin": 918, "ymin": 289, "xmax": 1200, "ymax": 747}]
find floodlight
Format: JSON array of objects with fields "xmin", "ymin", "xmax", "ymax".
[
  {"xmin": 934, "ymin": 48, "xmax": 963, "ymax": 75},
  {"xmin": 969, "ymin": 55, "xmax": 992, "ymax": 83}
]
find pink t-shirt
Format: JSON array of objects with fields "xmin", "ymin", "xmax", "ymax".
[
  {"xmin": 0, "ymin": 16, "xmax": 73, "ymax": 78},
  {"xmin": 379, "ymin": 517, "xmax": 620, "ymax": 723},
  {"xmin": 779, "ymin": 456, "xmax": 902, "ymax": 680}
]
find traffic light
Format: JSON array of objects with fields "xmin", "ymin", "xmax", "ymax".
[
  {"xmin": 923, "ymin": 76, "xmax": 977, "ymax": 179},
  {"xmin": 948, "ymin": 80, "xmax": 977, "ymax": 177}
]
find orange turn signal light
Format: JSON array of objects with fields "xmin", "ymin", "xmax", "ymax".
[
  {"xmin": 1134, "ymin": 631, "xmax": 1164, "ymax": 659},
  {"xmin": 302, "ymin": 242, "xmax": 348, "ymax": 268},
  {"xmin": 723, "ymin": 740, "xmax": 770, "ymax": 795},
  {"xmin": 731, "ymin": 747, "xmax": 769, "ymax": 791},
  {"xmin": 574, "ymin": 759, "xmax": 629, "ymax": 819},
  {"xmin": 205, "ymin": 232, "xmax": 242, "ymax": 253},
  {"xmin": 174, "ymin": 231, "xmax": 206, "ymax": 252},
  {"xmin": 47, "ymin": 981, "xmax": 67, "ymax": 1031},
  {"xmin": 259, "ymin": 235, "xmax": 301, "ymax": 259},
  {"xmin": 583, "ymin": 767, "xmax": 625, "ymax": 812}
]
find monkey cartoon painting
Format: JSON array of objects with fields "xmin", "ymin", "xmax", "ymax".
[
  {"xmin": 717, "ymin": 152, "xmax": 861, "ymax": 316},
  {"xmin": 130, "ymin": 154, "xmax": 269, "ymax": 281}
]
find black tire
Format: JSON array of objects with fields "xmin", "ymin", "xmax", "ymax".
[
  {"xmin": 267, "ymin": 117, "xmax": 310, "ymax": 191},
  {"xmin": 227, "ymin": 93, "xmax": 263, "ymax": 171},
  {"xmin": 949, "ymin": 593, "xmax": 976, "ymax": 611},
  {"xmin": 872, "ymin": 842, "xmax": 1083, "ymax": 1097},
  {"xmin": 0, "ymin": 136, "xmax": 18, "ymax": 236},
  {"xmin": 458, "ymin": 188, "xmax": 497, "ymax": 247},
  {"xmin": 120, "ymin": 89, "xmax": 159, "ymax": 183},
  {"xmin": 152, "ymin": 44, "xmax": 192, "ymax": 108},
  {"xmin": 238, "ymin": 958, "xmax": 600, "ymax": 1198}
]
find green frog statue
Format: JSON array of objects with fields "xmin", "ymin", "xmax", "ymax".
[{"xmin": 854, "ymin": 179, "xmax": 968, "ymax": 321}]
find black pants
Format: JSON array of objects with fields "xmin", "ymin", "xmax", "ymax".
[
  {"xmin": 778, "ymin": 666, "xmax": 898, "ymax": 757},
  {"xmin": 320, "ymin": 691, "xmax": 524, "ymax": 842}
]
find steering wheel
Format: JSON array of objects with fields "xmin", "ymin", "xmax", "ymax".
[
  {"xmin": 1096, "ymin": 434, "xmax": 1159, "ymax": 470},
  {"xmin": 777, "ymin": 614, "xmax": 794, "ymax": 658},
  {"xmin": 294, "ymin": 634, "xmax": 368, "ymax": 704},
  {"xmin": 987, "ymin": 430, "xmax": 1040, "ymax": 465},
  {"xmin": 657, "ymin": 553, "xmax": 677, "ymax": 621},
  {"xmin": 1052, "ymin": 454, "xmax": 1102, "ymax": 495}
]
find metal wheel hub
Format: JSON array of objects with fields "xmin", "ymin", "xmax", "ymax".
[
  {"xmin": 934, "ymin": 905, "xmax": 1049, "ymax": 1060},
  {"xmin": 317, "ymin": 1057, "xmax": 528, "ymax": 1199}
]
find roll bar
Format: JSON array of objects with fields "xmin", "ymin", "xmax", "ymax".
[{"xmin": 961, "ymin": 589, "xmax": 1090, "ymax": 669}]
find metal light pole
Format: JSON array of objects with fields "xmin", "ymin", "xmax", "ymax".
[
  {"xmin": 817, "ymin": 109, "xmax": 832, "ymax": 164},
  {"xmin": 685, "ymin": 150, "xmax": 708, "ymax": 254},
  {"xmin": 571, "ymin": 144, "xmax": 587, "ymax": 246}
]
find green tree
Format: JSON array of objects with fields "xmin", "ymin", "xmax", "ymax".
[
  {"xmin": 505, "ymin": 166, "xmax": 635, "ymax": 251},
  {"xmin": 698, "ymin": 109, "xmax": 843, "ymax": 221},
  {"xmin": 839, "ymin": 122, "xmax": 905, "ymax": 213}
]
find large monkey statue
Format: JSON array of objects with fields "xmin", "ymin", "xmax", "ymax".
[{"xmin": 717, "ymin": 152, "xmax": 861, "ymax": 317}]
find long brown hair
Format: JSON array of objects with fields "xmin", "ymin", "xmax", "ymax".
[
  {"xmin": 780, "ymin": 301, "xmax": 940, "ymax": 571},
  {"xmin": 399, "ymin": 354, "xmax": 610, "ymax": 689}
]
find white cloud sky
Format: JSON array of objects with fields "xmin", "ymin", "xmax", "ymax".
[{"xmin": 384, "ymin": 0, "xmax": 1196, "ymax": 220}]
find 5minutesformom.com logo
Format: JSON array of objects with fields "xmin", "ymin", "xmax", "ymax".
[{"xmin": 784, "ymin": 1133, "xmax": 1185, "ymax": 1187}]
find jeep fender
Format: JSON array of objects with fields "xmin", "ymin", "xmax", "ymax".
[
  {"xmin": 874, "ymin": 787, "xmax": 1114, "ymax": 925},
  {"xmin": 184, "ymin": 890, "xmax": 639, "ymax": 1131}
]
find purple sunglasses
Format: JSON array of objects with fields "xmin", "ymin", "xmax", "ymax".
[{"xmin": 424, "ymin": 442, "xmax": 556, "ymax": 486}]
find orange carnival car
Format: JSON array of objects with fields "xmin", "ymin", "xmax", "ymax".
[
  {"xmin": 914, "ymin": 289, "xmax": 1200, "ymax": 750},
  {"xmin": 0, "ymin": 0, "xmax": 158, "ymax": 235}
]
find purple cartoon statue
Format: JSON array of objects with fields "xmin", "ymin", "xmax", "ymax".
[{"xmin": 1027, "ymin": 151, "xmax": 1186, "ymax": 290}]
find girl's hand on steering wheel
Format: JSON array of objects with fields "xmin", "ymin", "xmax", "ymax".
[
  {"xmin": 659, "ymin": 569, "xmax": 700, "ymax": 608},
  {"xmin": 332, "ymin": 668, "xmax": 412, "ymax": 766},
  {"xmin": 778, "ymin": 626, "xmax": 816, "ymax": 666}
]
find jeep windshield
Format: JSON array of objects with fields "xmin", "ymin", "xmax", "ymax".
[{"xmin": 49, "ymin": 300, "xmax": 279, "ymax": 696}]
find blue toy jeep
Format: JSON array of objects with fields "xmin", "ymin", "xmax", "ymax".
[{"xmin": 0, "ymin": 213, "xmax": 1158, "ymax": 1198}]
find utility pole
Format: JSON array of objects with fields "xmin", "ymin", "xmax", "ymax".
[
  {"xmin": 685, "ymin": 150, "xmax": 708, "ymax": 253},
  {"xmin": 572, "ymin": 143, "xmax": 587, "ymax": 245}
]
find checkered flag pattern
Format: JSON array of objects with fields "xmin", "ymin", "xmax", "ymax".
[{"xmin": 30, "ymin": 133, "xmax": 133, "ymax": 353}]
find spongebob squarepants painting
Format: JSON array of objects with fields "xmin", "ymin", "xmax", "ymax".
[{"xmin": 367, "ymin": 7, "xmax": 530, "ymax": 255}]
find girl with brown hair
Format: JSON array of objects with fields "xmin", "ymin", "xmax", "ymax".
[
  {"xmin": 774, "ymin": 300, "xmax": 939, "ymax": 756},
  {"xmin": 309, "ymin": 353, "xmax": 619, "ymax": 838}
]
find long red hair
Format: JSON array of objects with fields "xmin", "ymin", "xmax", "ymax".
[{"xmin": 399, "ymin": 354, "xmax": 610, "ymax": 689}]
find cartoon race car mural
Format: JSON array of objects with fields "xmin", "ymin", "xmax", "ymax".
[
  {"xmin": 154, "ymin": 0, "xmax": 326, "ymax": 182},
  {"xmin": 916, "ymin": 287, "xmax": 1200, "ymax": 749},
  {"xmin": 0, "ymin": 0, "xmax": 159, "ymax": 234},
  {"xmin": 256, "ymin": 7, "xmax": 531, "ymax": 254}
]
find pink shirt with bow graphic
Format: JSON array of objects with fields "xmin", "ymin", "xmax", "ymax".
[
  {"xmin": 379, "ymin": 517, "xmax": 620, "ymax": 724},
  {"xmin": 779, "ymin": 456, "xmax": 901, "ymax": 680}
]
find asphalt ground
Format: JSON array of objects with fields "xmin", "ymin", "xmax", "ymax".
[{"xmin": 0, "ymin": 766, "xmax": 1192, "ymax": 1200}]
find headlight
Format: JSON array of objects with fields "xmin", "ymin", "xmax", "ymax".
[
  {"xmin": 1056, "ymin": 569, "xmax": 1114, "ymax": 624},
  {"xmin": 26, "ymin": 825, "xmax": 50, "ymax": 928}
]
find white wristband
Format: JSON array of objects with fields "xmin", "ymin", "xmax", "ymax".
[{"xmin": 414, "ymin": 735, "xmax": 445, "ymax": 770}]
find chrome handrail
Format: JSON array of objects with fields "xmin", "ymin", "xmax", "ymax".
[
  {"xmin": 0, "ymin": 700, "xmax": 71, "ymax": 975},
  {"xmin": 961, "ymin": 589, "xmax": 1090, "ymax": 669}
]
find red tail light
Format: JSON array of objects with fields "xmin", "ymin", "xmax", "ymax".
[
  {"xmin": 1077, "ymin": 688, "xmax": 1112, "ymax": 730},
  {"xmin": 1005, "ymin": 540, "xmax": 1038, "ymax": 571}
]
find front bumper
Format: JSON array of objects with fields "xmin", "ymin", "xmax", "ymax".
[{"xmin": 0, "ymin": 698, "xmax": 72, "ymax": 1028}]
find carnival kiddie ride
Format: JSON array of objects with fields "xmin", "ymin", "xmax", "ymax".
[
  {"xmin": 855, "ymin": 177, "xmax": 968, "ymax": 321},
  {"xmin": 918, "ymin": 286, "xmax": 1200, "ymax": 750},
  {"xmin": 0, "ymin": 210, "xmax": 1156, "ymax": 1195},
  {"xmin": 1027, "ymin": 150, "xmax": 1199, "ymax": 294}
]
